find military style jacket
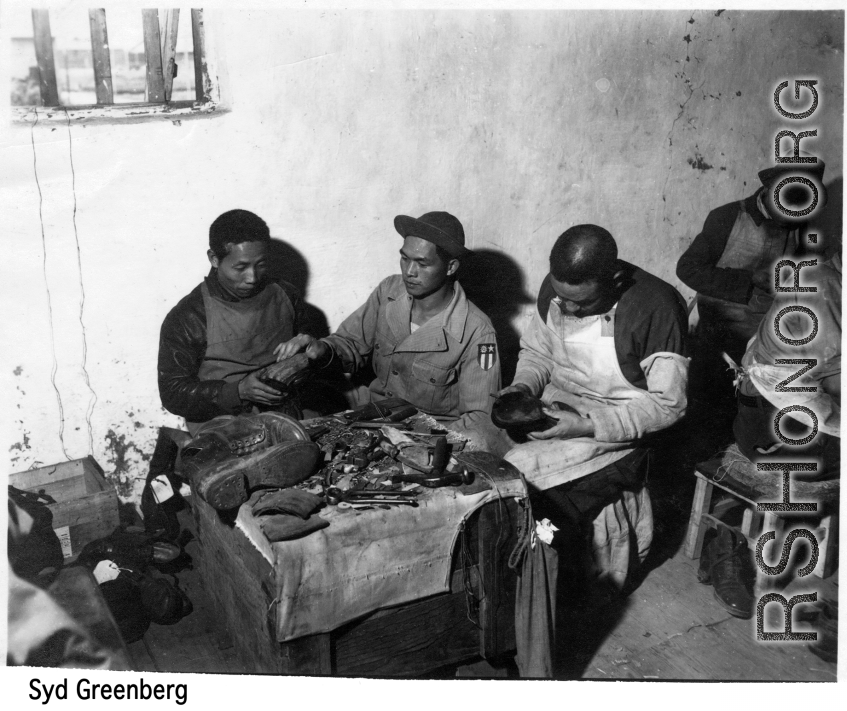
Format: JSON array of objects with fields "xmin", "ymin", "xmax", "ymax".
[{"xmin": 324, "ymin": 275, "xmax": 501, "ymax": 432}]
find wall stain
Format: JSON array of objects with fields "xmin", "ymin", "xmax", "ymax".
[
  {"xmin": 104, "ymin": 428, "xmax": 152, "ymax": 498},
  {"xmin": 14, "ymin": 365, "xmax": 23, "ymax": 375},
  {"xmin": 688, "ymin": 152, "xmax": 713, "ymax": 171},
  {"xmin": 816, "ymin": 32, "xmax": 843, "ymax": 53},
  {"xmin": 9, "ymin": 430, "xmax": 31, "ymax": 454}
]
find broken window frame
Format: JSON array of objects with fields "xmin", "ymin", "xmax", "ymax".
[{"xmin": 13, "ymin": 7, "xmax": 225, "ymax": 125}]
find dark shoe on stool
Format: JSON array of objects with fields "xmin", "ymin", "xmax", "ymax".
[{"xmin": 699, "ymin": 525, "xmax": 753, "ymax": 619}]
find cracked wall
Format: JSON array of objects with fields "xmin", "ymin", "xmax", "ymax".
[{"xmin": 2, "ymin": 8, "xmax": 842, "ymax": 504}]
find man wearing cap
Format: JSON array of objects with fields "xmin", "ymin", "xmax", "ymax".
[
  {"xmin": 281, "ymin": 211, "xmax": 501, "ymax": 443},
  {"xmin": 676, "ymin": 160, "xmax": 826, "ymax": 432}
]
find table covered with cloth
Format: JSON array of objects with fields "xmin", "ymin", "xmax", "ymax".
[{"xmin": 230, "ymin": 475, "xmax": 525, "ymax": 644}]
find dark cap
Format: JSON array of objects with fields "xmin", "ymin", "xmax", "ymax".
[
  {"xmin": 759, "ymin": 158, "xmax": 826, "ymax": 187},
  {"xmin": 394, "ymin": 211, "xmax": 472, "ymax": 258}
]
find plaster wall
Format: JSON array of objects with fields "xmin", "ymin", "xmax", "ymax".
[{"xmin": 2, "ymin": 7, "xmax": 842, "ymax": 503}]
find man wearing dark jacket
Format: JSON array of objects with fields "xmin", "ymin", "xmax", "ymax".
[
  {"xmin": 676, "ymin": 161, "xmax": 825, "ymax": 433},
  {"xmin": 158, "ymin": 209, "xmax": 316, "ymax": 433}
]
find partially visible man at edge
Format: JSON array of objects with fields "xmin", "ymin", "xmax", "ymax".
[
  {"xmin": 279, "ymin": 211, "xmax": 502, "ymax": 448},
  {"xmin": 158, "ymin": 209, "xmax": 318, "ymax": 435},
  {"xmin": 676, "ymin": 160, "xmax": 826, "ymax": 441}
]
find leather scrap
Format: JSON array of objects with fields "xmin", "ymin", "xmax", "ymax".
[
  {"xmin": 259, "ymin": 513, "xmax": 329, "ymax": 542},
  {"xmin": 251, "ymin": 488, "xmax": 322, "ymax": 519}
]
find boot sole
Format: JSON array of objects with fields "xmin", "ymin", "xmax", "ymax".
[
  {"xmin": 697, "ymin": 559, "xmax": 753, "ymax": 619},
  {"xmin": 712, "ymin": 589, "xmax": 753, "ymax": 619},
  {"xmin": 197, "ymin": 441, "xmax": 320, "ymax": 511}
]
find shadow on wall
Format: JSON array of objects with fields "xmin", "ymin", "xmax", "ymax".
[
  {"xmin": 817, "ymin": 176, "xmax": 843, "ymax": 259},
  {"xmin": 267, "ymin": 238, "xmax": 331, "ymax": 338},
  {"xmin": 460, "ymin": 249, "xmax": 534, "ymax": 384}
]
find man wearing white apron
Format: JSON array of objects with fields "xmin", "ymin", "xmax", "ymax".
[{"xmin": 502, "ymin": 224, "xmax": 689, "ymax": 594}]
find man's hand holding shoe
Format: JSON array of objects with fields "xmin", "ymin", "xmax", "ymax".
[
  {"xmin": 238, "ymin": 371, "xmax": 284, "ymax": 406},
  {"xmin": 529, "ymin": 408, "xmax": 594, "ymax": 441}
]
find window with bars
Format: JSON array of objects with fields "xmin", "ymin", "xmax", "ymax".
[{"xmin": 11, "ymin": 7, "xmax": 223, "ymax": 123}]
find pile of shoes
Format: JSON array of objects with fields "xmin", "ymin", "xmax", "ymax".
[
  {"xmin": 698, "ymin": 524, "xmax": 755, "ymax": 619},
  {"xmin": 77, "ymin": 529, "xmax": 193, "ymax": 644},
  {"xmin": 179, "ymin": 412, "xmax": 321, "ymax": 511}
]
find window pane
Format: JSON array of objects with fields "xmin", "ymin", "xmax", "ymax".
[
  {"xmin": 170, "ymin": 8, "xmax": 196, "ymax": 102},
  {"xmin": 9, "ymin": 8, "xmax": 41, "ymax": 106},
  {"xmin": 50, "ymin": 7, "xmax": 97, "ymax": 105},
  {"xmin": 10, "ymin": 7, "xmax": 206, "ymax": 110},
  {"xmin": 101, "ymin": 7, "xmax": 146, "ymax": 104}
]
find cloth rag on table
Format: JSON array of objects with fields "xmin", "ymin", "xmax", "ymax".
[
  {"xmin": 259, "ymin": 513, "xmax": 329, "ymax": 542},
  {"xmin": 250, "ymin": 488, "xmax": 323, "ymax": 518},
  {"xmin": 234, "ymin": 478, "xmax": 524, "ymax": 642}
]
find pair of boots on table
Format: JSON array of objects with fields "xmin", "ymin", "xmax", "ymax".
[{"xmin": 144, "ymin": 415, "xmax": 324, "ymax": 544}]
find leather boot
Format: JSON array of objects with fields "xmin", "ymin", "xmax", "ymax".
[
  {"xmin": 702, "ymin": 525, "xmax": 754, "ymax": 619},
  {"xmin": 192, "ymin": 439, "xmax": 320, "ymax": 511},
  {"xmin": 808, "ymin": 598, "xmax": 838, "ymax": 664},
  {"xmin": 697, "ymin": 528, "xmax": 717, "ymax": 584}
]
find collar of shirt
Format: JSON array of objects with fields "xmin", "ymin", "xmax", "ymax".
[
  {"xmin": 384, "ymin": 277, "xmax": 469, "ymax": 352},
  {"xmin": 204, "ymin": 268, "xmax": 271, "ymax": 303},
  {"xmin": 755, "ymin": 189, "xmax": 772, "ymax": 222},
  {"xmin": 550, "ymin": 295, "xmax": 619, "ymax": 320}
]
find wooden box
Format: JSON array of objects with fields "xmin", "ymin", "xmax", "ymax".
[
  {"xmin": 9, "ymin": 457, "xmax": 120, "ymax": 562},
  {"xmin": 194, "ymin": 493, "xmax": 519, "ymax": 675}
]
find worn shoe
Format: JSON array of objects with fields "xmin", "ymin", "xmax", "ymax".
[
  {"xmin": 257, "ymin": 353, "xmax": 312, "ymax": 395},
  {"xmin": 193, "ymin": 439, "xmax": 321, "ymax": 511},
  {"xmin": 181, "ymin": 412, "xmax": 315, "ymax": 510},
  {"xmin": 78, "ymin": 531, "xmax": 183, "ymax": 572},
  {"xmin": 808, "ymin": 598, "xmax": 838, "ymax": 664},
  {"xmin": 700, "ymin": 525, "xmax": 754, "ymax": 619},
  {"xmin": 697, "ymin": 528, "xmax": 717, "ymax": 584},
  {"xmin": 491, "ymin": 391, "xmax": 557, "ymax": 438},
  {"xmin": 135, "ymin": 572, "xmax": 193, "ymax": 626}
]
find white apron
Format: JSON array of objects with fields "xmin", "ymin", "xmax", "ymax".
[
  {"xmin": 506, "ymin": 300, "xmax": 655, "ymax": 588},
  {"xmin": 505, "ymin": 302, "xmax": 653, "ymax": 490}
]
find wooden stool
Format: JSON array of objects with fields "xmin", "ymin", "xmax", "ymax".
[{"xmin": 684, "ymin": 458, "xmax": 838, "ymax": 580}]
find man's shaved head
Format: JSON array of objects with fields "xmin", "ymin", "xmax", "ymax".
[{"xmin": 549, "ymin": 224, "xmax": 618, "ymax": 284}]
